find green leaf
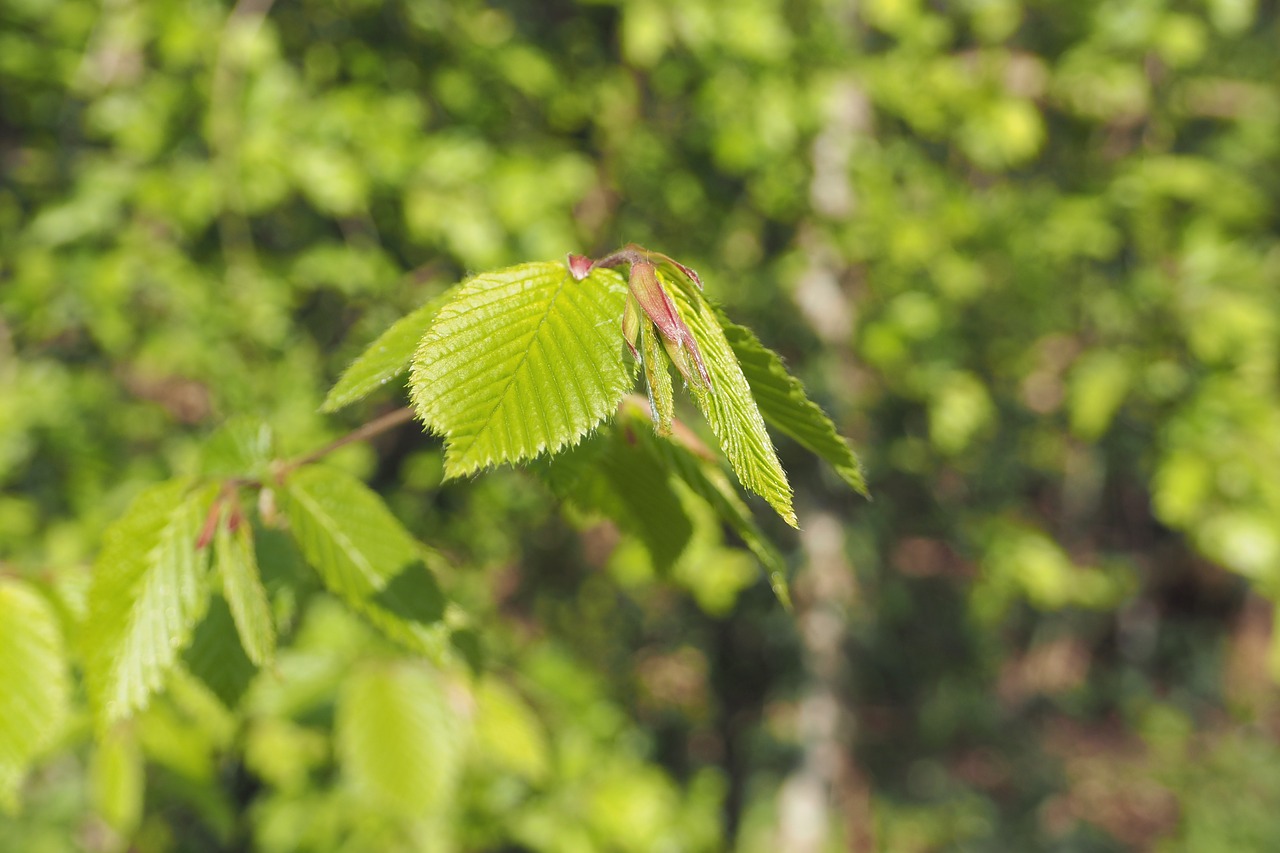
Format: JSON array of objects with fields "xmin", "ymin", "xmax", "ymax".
[
  {"xmin": 83, "ymin": 480, "xmax": 218, "ymax": 727},
  {"xmin": 91, "ymin": 728, "xmax": 144, "ymax": 835},
  {"xmin": 720, "ymin": 317, "xmax": 869, "ymax": 497},
  {"xmin": 336, "ymin": 662, "xmax": 463, "ymax": 816},
  {"xmin": 0, "ymin": 580, "xmax": 71, "ymax": 811},
  {"xmin": 280, "ymin": 466, "xmax": 420, "ymax": 600},
  {"xmin": 216, "ymin": 512, "xmax": 275, "ymax": 667},
  {"xmin": 545, "ymin": 425, "xmax": 694, "ymax": 573},
  {"xmin": 200, "ymin": 418, "xmax": 275, "ymax": 479},
  {"xmin": 279, "ymin": 466, "xmax": 448, "ymax": 653},
  {"xmin": 410, "ymin": 261, "xmax": 632, "ymax": 477},
  {"xmin": 665, "ymin": 275, "xmax": 796, "ymax": 527},
  {"xmin": 322, "ymin": 285, "xmax": 462, "ymax": 413},
  {"xmin": 184, "ymin": 594, "xmax": 257, "ymax": 710},
  {"xmin": 624, "ymin": 404, "xmax": 792, "ymax": 607},
  {"xmin": 640, "ymin": 320, "xmax": 675, "ymax": 435}
]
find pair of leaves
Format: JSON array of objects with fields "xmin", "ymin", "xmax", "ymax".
[
  {"xmin": 329, "ymin": 257, "xmax": 864, "ymax": 526},
  {"xmin": 82, "ymin": 480, "xmax": 277, "ymax": 726}
]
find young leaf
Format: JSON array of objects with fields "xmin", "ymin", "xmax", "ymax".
[
  {"xmin": 280, "ymin": 466, "xmax": 421, "ymax": 601},
  {"xmin": 664, "ymin": 274, "xmax": 797, "ymax": 527},
  {"xmin": 720, "ymin": 318, "xmax": 869, "ymax": 497},
  {"xmin": 0, "ymin": 580, "xmax": 71, "ymax": 811},
  {"xmin": 216, "ymin": 512, "xmax": 275, "ymax": 667},
  {"xmin": 83, "ymin": 480, "xmax": 217, "ymax": 727},
  {"xmin": 640, "ymin": 320, "xmax": 675, "ymax": 435},
  {"xmin": 635, "ymin": 410, "xmax": 793, "ymax": 607},
  {"xmin": 410, "ymin": 261, "xmax": 631, "ymax": 477},
  {"xmin": 322, "ymin": 285, "xmax": 462, "ymax": 413},
  {"xmin": 336, "ymin": 661, "xmax": 463, "ymax": 816}
]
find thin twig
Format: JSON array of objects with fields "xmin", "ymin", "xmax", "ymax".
[{"xmin": 278, "ymin": 406, "xmax": 417, "ymax": 476}]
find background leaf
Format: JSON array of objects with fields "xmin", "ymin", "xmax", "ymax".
[
  {"xmin": 666, "ymin": 276, "xmax": 796, "ymax": 527},
  {"xmin": 216, "ymin": 513, "xmax": 276, "ymax": 667},
  {"xmin": 410, "ymin": 262, "xmax": 631, "ymax": 477},
  {"xmin": 720, "ymin": 317, "xmax": 868, "ymax": 497},
  {"xmin": 336, "ymin": 661, "xmax": 464, "ymax": 816},
  {"xmin": 91, "ymin": 728, "xmax": 144, "ymax": 836},
  {"xmin": 0, "ymin": 580, "xmax": 71, "ymax": 811},
  {"xmin": 322, "ymin": 285, "xmax": 462, "ymax": 413},
  {"xmin": 83, "ymin": 481, "xmax": 218, "ymax": 727}
]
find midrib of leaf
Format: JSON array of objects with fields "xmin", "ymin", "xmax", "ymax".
[{"xmin": 461, "ymin": 273, "xmax": 569, "ymax": 468}]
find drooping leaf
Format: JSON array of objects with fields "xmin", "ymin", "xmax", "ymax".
[
  {"xmin": 626, "ymin": 404, "xmax": 792, "ymax": 607},
  {"xmin": 280, "ymin": 466, "xmax": 420, "ymax": 600},
  {"xmin": 545, "ymin": 424, "xmax": 694, "ymax": 573},
  {"xmin": 184, "ymin": 594, "xmax": 257, "ymax": 710},
  {"xmin": 0, "ymin": 580, "xmax": 71, "ymax": 811},
  {"xmin": 336, "ymin": 661, "xmax": 463, "ymax": 816},
  {"xmin": 216, "ymin": 510, "xmax": 275, "ymax": 667},
  {"xmin": 720, "ymin": 317, "xmax": 869, "ymax": 497},
  {"xmin": 665, "ymin": 275, "xmax": 796, "ymax": 527},
  {"xmin": 410, "ymin": 261, "xmax": 632, "ymax": 477},
  {"xmin": 640, "ymin": 321, "xmax": 675, "ymax": 436},
  {"xmin": 83, "ymin": 480, "xmax": 218, "ymax": 728},
  {"xmin": 322, "ymin": 285, "xmax": 462, "ymax": 413},
  {"xmin": 279, "ymin": 466, "xmax": 448, "ymax": 652}
]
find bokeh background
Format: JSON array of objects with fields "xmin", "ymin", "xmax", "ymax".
[{"xmin": 4, "ymin": 0, "xmax": 1280, "ymax": 849}]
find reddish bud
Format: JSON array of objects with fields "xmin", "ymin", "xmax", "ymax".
[
  {"xmin": 566, "ymin": 253, "xmax": 594, "ymax": 280},
  {"xmin": 627, "ymin": 261, "xmax": 711, "ymax": 387}
]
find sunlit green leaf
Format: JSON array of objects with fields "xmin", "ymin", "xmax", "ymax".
[
  {"xmin": 83, "ymin": 480, "xmax": 218, "ymax": 727},
  {"xmin": 665, "ymin": 276, "xmax": 796, "ymax": 527},
  {"xmin": 410, "ymin": 261, "xmax": 632, "ymax": 477},
  {"xmin": 336, "ymin": 661, "xmax": 464, "ymax": 816},
  {"xmin": 0, "ymin": 580, "xmax": 71, "ymax": 811},
  {"xmin": 720, "ymin": 317, "xmax": 868, "ymax": 496},
  {"xmin": 322, "ymin": 285, "xmax": 463, "ymax": 413}
]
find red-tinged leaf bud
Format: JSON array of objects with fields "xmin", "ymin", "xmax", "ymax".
[
  {"xmin": 566, "ymin": 253, "xmax": 593, "ymax": 280},
  {"xmin": 627, "ymin": 261, "xmax": 712, "ymax": 387},
  {"xmin": 650, "ymin": 251, "xmax": 703, "ymax": 290}
]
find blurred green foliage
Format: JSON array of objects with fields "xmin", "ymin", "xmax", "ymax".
[{"xmin": 4, "ymin": 0, "xmax": 1280, "ymax": 849}]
